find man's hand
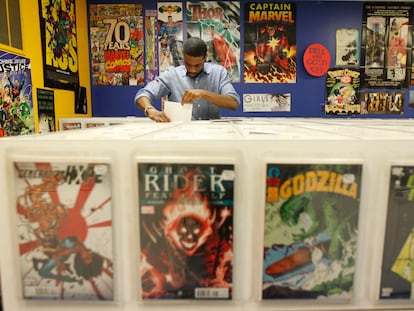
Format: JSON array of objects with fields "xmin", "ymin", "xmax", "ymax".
[
  {"xmin": 181, "ymin": 89, "xmax": 205, "ymax": 104},
  {"xmin": 147, "ymin": 108, "xmax": 171, "ymax": 122},
  {"xmin": 182, "ymin": 89, "xmax": 238, "ymax": 110}
]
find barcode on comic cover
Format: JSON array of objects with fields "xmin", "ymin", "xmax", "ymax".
[
  {"xmin": 25, "ymin": 286, "xmax": 59, "ymax": 297},
  {"xmin": 195, "ymin": 288, "xmax": 229, "ymax": 299}
]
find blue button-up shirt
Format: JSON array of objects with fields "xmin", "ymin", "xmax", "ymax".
[{"xmin": 135, "ymin": 62, "xmax": 240, "ymax": 120}]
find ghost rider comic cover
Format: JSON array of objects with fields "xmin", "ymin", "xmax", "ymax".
[{"xmin": 138, "ymin": 162, "xmax": 234, "ymax": 299}]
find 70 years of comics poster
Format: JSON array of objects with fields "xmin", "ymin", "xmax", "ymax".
[
  {"xmin": 244, "ymin": 2, "xmax": 296, "ymax": 83},
  {"xmin": 138, "ymin": 162, "xmax": 235, "ymax": 299},
  {"xmin": 14, "ymin": 161, "xmax": 114, "ymax": 300},
  {"xmin": 263, "ymin": 163, "xmax": 362, "ymax": 299}
]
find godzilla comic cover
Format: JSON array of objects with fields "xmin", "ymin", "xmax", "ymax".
[
  {"xmin": 379, "ymin": 165, "xmax": 414, "ymax": 299},
  {"xmin": 138, "ymin": 162, "xmax": 234, "ymax": 299},
  {"xmin": 14, "ymin": 161, "xmax": 114, "ymax": 300},
  {"xmin": 263, "ymin": 163, "xmax": 362, "ymax": 300}
]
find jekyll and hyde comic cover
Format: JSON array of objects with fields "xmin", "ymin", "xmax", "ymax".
[
  {"xmin": 263, "ymin": 163, "xmax": 362, "ymax": 300},
  {"xmin": 186, "ymin": 1, "xmax": 241, "ymax": 82},
  {"xmin": 379, "ymin": 165, "xmax": 414, "ymax": 299},
  {"xmin": 360, "ymin": 3, "xmax": 413, "ymax": 89},
  {"xmin": 138, "ymin": 162, "xmax": 235, "ymax": 299},
  {"xmin": 14, "ymin": 161, "xmax": 114, "ymax": 300},
  {"xmin": 244, "ymin": 2, "xmax": 296, "ymax": 83},
  {"xmin": 325, "ymin": 68, "xmax": 361, "ymax": 115}
]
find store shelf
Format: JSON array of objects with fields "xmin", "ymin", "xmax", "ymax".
[{"xmin": 1, "ymin": 118, "xmax": 414, "ymax": 310}]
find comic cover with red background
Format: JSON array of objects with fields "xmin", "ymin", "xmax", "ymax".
[
  {"xmin": 14, "ymin": 161, "xmax": 114, "ymax": 300},
  {"xmin": 138, "ymin": 162, "xmax": 234, "ymax": 299}
]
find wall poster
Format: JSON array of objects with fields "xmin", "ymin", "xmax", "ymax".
[
  {"xmin": 186, "ymin": 1, "xmax": 241, "ymax": 82},
  {"xmin": 157, "ymin": 2, "xmax": 184, "ymax": 73},
  {"xmin": 325, "ymin": 68, "xmax": 361, "ymax": 115},
  {"xmin": 38, "ymin": 0, "xmax": 79, "ymax": 90},
  {"xmin": 145, "ymin": 10, "xmax": 159, "ymax": 83},
  {"xmin": 360, "ymin": 91, "xmax": 404, "ymax": 115},
  {"xmin": 89, "ymin": 4, "xmax": 144, "ymax": 86},
  {"xmin": 0, "ymin": 50, "xmax": 34, "ymax": 136},
  {"xmin": 361, "ymin": 3, "xmax": 413, "ymax": 89},
  {"xmin": 37, "ymin": 88, "xmax": 55, "ymax": 133},
  {"xmin": 243, "ymin": 93, "xmax": 291, "ymax": 112},
  {"xmin": 336, "ymin": 28, "xmax": 360, "ymax": 67},
  {"xmin": 244, "ymin": 2, "xmax": 297, "ymax": 83}
]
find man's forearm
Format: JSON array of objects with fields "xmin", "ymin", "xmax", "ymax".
[{"xmin": 201, "ymin": 90, "xmax": 238, "ymax": 110}]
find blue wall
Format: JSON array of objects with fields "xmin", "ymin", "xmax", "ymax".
[{"xmin": 88, "ymin": 0, "xmax": 414, "ymax": 119}]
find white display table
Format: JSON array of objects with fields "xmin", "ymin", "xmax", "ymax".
[{"xmin": 1, "ymin": 118, "xmax": 413, "ymax": 311}]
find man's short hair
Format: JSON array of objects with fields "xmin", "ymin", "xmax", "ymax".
[{"xmin": 183, "ymin": 37, "xmax": 207, "ymax": 57}]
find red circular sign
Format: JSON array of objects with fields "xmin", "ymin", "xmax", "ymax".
[{"xmin": 303, "ymin": 43, "xmax": 331, "ymax": 77}]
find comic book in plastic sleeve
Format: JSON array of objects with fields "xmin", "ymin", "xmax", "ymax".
[
  {"xmin": 138, "ymin": 162, "xmax": 235, "ymax": 299},
  {"xmin": 263, "ymin": 163, "xmax": 362, "ymax": 300},
  {"xmin": 325, "ymin": 68, "xmax": 361, "ymax": 116},
  {"xmin": 379, "ymin": 165, "xmax": 414, "ymax": 299},
  {"xmin": 13, "ymin": 161, "xmax": 114, "ymax": 300}
]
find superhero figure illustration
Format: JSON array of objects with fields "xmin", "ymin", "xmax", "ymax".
[
  {"xmin": 263, "ymin": 191, "xmax": 359, "ymax": 298},
  {"xmin": 17, "ymin": 170, "xmax": 113, "ymax": 297},
  {"xmin": 44, "ymin": 0, "xmax": 76, "ymax": 60},
  {"xmin": 140, "ymin": 172, "xmax": 233, "ymax": 299},
  {"xmin": 159, "ymin": 15, "xmax": 183, "ymax": 67},
  {"xmin": 206, "ymin": 23, "xmax": 237, "ymax": 72},
  {"xmin": 32, "ymin": 236, "xmax": 108, "ymax": 285},
  {"xmin": 18, "ymin": 174, "xmax": 66, "ymax": 246},
  {"xmin": 256, "ymin": 24, "xmax": 291, "ymax": 72}
]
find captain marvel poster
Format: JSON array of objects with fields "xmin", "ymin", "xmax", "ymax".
[
  {"xmin": 244, "ymin": 2, "xmax": 296, "ymax": 83},
  {"xmin": 14, "ymin": 161, "xmax": 114, "ymax": 300}
]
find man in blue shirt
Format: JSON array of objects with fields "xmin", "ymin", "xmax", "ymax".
[{"xmin": 135, "ymin": 37, "xmax": 240, "ymax": 122}]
